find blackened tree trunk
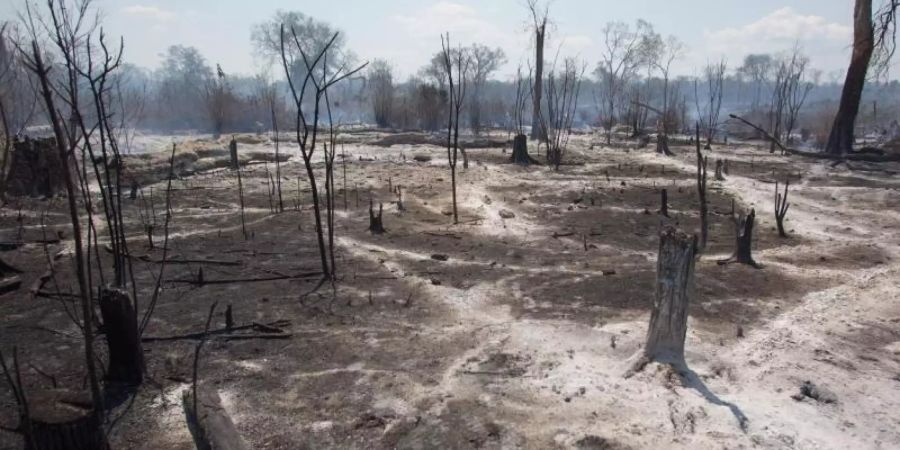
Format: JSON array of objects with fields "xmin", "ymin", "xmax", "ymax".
[
  {"xmin": 229, "ymin": 137, "xmax": 239, "ymax": 170},
  {"xmin": 633, "ymin": 227, "xmax": 697, "ymax": 373},
  {"xmin": 99, "ymin": 287, "xmax": 144, "ymax": 385},
  {"xmin": 25, "ymin": 389, "xmax": 109, "ymax": 450},
  {"xmin": 531, "ymin": 19, "xmax": 547, "ymax": 141},
  {"xmin": 368, "ymin": 199, "xmax": 385, "ymax": 234},
  {"xmin": 510, "ymin": 134, "xmax": 535, "ymax": 165},
  {"xmin": 825, "ymin": 0, "xmax": 874, "ymax": 156}
]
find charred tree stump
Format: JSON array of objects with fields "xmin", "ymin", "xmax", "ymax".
[
  {"xmin": 626, "ymin": 227, "xmax": 697, "ymax": 376},
  {"xmin": 183, "ymin": 384, "xmax": 248, "ymax": 450},
  {"xmin": 510, "ymin": 134, "xmax": 535, "ymax": 165},
  {"xmin": 714, "ymin": 159, "xmax": 725, "ymax": 181},
  {"xmin": 225, "ymin": 304, "xmax": 234, "ymax": 330},
  {"xmin": 99, "ymin": 287, "xmax": 144, "ymax": 385},
  {"xmin": 718, "ymin": 204, "xmax": 762, "ymax": 268},
  {"xmin": 656, "ymin": 132, "xmax": 672, "ymax": 156},
  {"xmin": 228, "ymin": 138, "xmax": 239, "ymax": 170},
  {"xmin": 461, "ymin": 148, "xmax": 469, "ymax": 169},
  {"xmin": 25, "ymin": 389, "xmax": 108, "ymax": 450},
  {"xmin": 145, "ymin": 224, "xmax": 155, "ymax": 249},
  {"xmin": 659, "ymin": 189, "xmax": 669, "ymax": 217},
  {"xmin": 5, "ymin": 137, "xmax": 66, "ymax": 198},
  {"xmin": 368, "ymin": 200, "xmax": 385, "ymax": 234},
  {"xmin": 775, "ymin": 181, "xmax": 790, "ymax": 238}
]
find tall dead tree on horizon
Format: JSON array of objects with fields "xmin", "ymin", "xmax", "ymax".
[
  {"xmin": 536, "ymin": 57, "xmax": 584, "ymax": 170},
  {"xmin": 280, "ymin": 24, "xmax": 367, "ymax": 279},
  {"xmin": 440, "ymin": 33, "xmax": 468, "ymax": 225},
  {"xmin": 527, "ymin": 0, "xmax": 549, "ymax": 141},
  {"xmin": 694, "ymin": 59, "xmax": 726, "ymax": 150},
  {"xmin": 597, "ymin": 20, "xmax": 650, "ymax": 144}
]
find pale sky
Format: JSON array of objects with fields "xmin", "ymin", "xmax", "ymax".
[{"xmin": 0, "ymin": 1, "xmax": 857, "ymax": 80}]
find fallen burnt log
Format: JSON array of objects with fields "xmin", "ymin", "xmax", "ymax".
[
  {"xmin": 183, "ymin": 384, "xmax": 248, "ymax": 450},
  {"xmin": 728, "ymin": 114, "xmax": 900, "ymax": 163},
  {"xmin": 142, "ymin": 320, "xmax": 291, "ymax": 343},
  {"xmin": 169, "ymin": 271, "xmax": 321, "ymax": 286}
]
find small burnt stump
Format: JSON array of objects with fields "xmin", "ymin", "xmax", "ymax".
[
  {"xmin": 368, "ymin": 199, "xmax": 385, "ymax": 234},
  {"xmin": 24, "ymin": 389, "xmax": 108, "ymax": 450}
]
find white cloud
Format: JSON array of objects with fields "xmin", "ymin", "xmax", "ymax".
[
  {"xmin": 702, "ymin": 7, "xmax": 851, "ymax": 69},
  {"xmin": 122, "ymin": 5, "xmax": 175, "ymax": 22},
  {"xmin": 393, "ymin": 2, "xmax": 513, "ymax": 46}
]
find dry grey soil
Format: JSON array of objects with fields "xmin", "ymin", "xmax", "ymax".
[{"xmin": 0, "ymin": 132, "xmax": 899, "ymax": 449}]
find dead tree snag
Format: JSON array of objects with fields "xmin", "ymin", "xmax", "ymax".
[
  {"xmin": 718, "ymin": 202, "xmax": 762, "ymax": 268},
  {"xmin": 695, "ymin": 124, "xmax": 709, "ymax": 252},
  {"xmin": 369, "ymin": 199, "xmax": 385, "ymax": 234},
  {"xmin": 775, "ymin": 181, "xmax": 790, "ymax": 238},
  {"xmin": 714, "ymin": 159, "xmax": 725, "ymax": 181},
  {"xmin": 99, "ymin": 287, "xmax": 144, "ymax": 385},
  {"xmin": 659, "ymin": 189, "xmax": 669, "ymax": 217},
  {"xmin": 229, "ymin": 137, "xmax": 239, "ymax": 170}
]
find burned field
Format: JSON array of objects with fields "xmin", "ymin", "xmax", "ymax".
[{"xmin": 1, "ymin": 133, "xmax": 898, "ymax": 449}]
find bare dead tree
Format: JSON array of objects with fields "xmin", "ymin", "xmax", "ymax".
[
  {"xmin": 466, "ymin": 44, "xmax": 506, "ymax": 135},
  {"xmin": 767, "ymin": 59, "xmax": 791, "ymax": 154},
  {"xmin": 775, "ymin": 181, "xmax": 790, "ymax": 238},
  {"xmin": 694, "ymin": 59, "xmax": 726, "ymax": 149},
  {"xmin": 695, "ymin": 124, "xmax": 709, "ymax": 252},
  {"xmin": 17, "ymin": 0, "xmax": 104, "ymax": 413},
  {"xmin": 368, "ymin": 59, "xmax": 394, "ymax": 128},
  {"xmin": 597, "ymin": 20, "xmax": 652, "ymax": 144},
  {"xmin": 536, "ymin": 57, "xmax": 584, "ymax": 170},
  {"xmin": 206, "ymin": 64, "xmax": 231, "ymax": 139},
  {"xmin": 782, "ymin": 50, "xmax": 814, "ymax": 146},
  {"xmin": 526, "ymin": 0, "xmax": 549, "ymax": 141},
  {"xmin": 826, "ymin": 0, "xmax": 899, "ymax": 155},
  {"xmin": 262, "ymin": 76, "xmax": 284, "ymax": 212},
  {"xmin": 440, "ymin": 33, "xmax": 468, "ymax": 225},
  {"xmin": 645, "ymin": 34, "xmax": 684, "ymax": 156},
  {"xmin": 236, "ymin": 155, "xmax": 247, "ymax": 240},
  {"xmin": 280, "ymin": 24, "xmax": 367, "ymax": 279}
]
